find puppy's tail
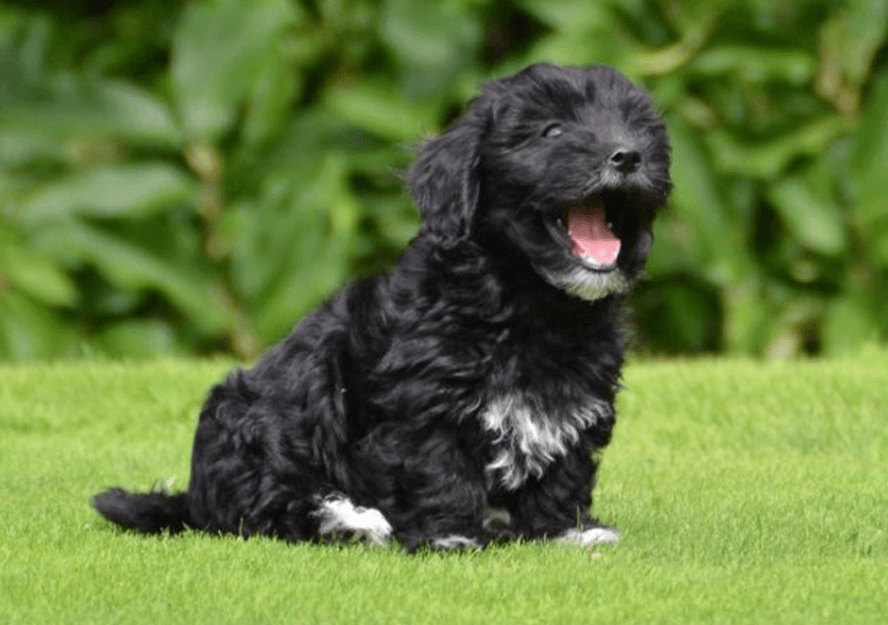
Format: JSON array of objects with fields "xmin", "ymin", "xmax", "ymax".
[{"xmin": 92, "ymin": 487, "xmax": 190, "ymax": 534}]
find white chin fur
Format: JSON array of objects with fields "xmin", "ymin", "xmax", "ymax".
[{"xmin": 539, "ymin": 264, "xmax": 630, "ymax": 301}]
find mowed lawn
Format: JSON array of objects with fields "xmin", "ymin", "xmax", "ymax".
[{"xmin": 1, "ymin": 352, "xmax": 885, "ymax": 624}]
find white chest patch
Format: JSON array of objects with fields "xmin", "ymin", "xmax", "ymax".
[{"xmin": 481, "ymin": 394, "xmax": 611, "ymax": 490}]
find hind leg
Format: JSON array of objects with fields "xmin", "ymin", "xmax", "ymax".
[
  {"xmin": 188, "ymin": 373, "xmax": 395, "ymax": 545},
  {"xmin": 186, "ymin": 377, "xmax": 328, "ymax": 541}
]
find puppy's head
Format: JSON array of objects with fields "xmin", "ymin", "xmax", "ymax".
[{"xmin": 410, "ymin": 63, "xmax": 671, "ymax": 300}]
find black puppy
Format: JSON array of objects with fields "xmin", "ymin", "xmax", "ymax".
[{"xmin": 94, "ymin": 63, "xmax": 670, "ymax": 550}]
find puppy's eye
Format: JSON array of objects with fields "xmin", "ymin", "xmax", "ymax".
[{"xmin": 542, "ymin": 123, "xmax": 564, "ymax": 139}]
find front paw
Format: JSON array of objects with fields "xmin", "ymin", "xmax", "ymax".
[
  {"xmin": 557, "ymin": 524, "xmax": 620, "ymax": 546},
  {"xmin": 430, "ymin": 534, "xmax": 483, "ymax": 550}
]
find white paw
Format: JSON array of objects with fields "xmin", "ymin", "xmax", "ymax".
[
  {"xmin": 557, "ymin": 527, "xmax": 621, "ymax": 546},
  {"xmin": 431, "ymin": 535, "xmax": 481, "ymax": 550},
  {"xmin": 314, "ymin": 495, "xmax": 392, "ymax": 545}
]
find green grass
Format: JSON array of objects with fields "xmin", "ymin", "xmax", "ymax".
[{"xmin": 1, "ymin": 352, "xmax": 886, "ymax": 624}]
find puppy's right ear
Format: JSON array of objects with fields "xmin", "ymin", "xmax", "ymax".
[{"xmin": 409, "ymin": 105, "xmax": 487, "ymax": 245}]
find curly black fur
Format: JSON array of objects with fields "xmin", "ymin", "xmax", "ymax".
[{"xmin": 93, "ymin": 63, "xmax": 671, "ymax": 550}]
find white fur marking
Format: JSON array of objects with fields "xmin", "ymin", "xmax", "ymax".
[
  {"xmin": 540, "ymin": 265, "xmax": 630, "ymax": 301},
  {"xmin": 314, "ymin": 496, "xmax": 392, "ymax": 545},
  {"xmin": 432, "ymin": 535, "xmax": 480, "ymax": 549},
  {"xmin": 482, "ymin": 395, "xmax": 611, "ymax": 490},
  {"xmin": 558, "ymin": 527, "xmax": 621, "ymax": 546}
]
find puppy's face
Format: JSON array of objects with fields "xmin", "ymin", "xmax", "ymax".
[{"xmin": 477, "ymin": 64, "xmax": 671, "ymax": 300}]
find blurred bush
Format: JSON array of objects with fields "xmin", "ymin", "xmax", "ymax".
[{"xmin": 0, "ymin": 0, "xmax": 886, "ymax": 361}]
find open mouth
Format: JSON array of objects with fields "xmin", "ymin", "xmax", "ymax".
[{"xmin": 551, "ymin": 197, "xmax": 622, "ymax": 271}]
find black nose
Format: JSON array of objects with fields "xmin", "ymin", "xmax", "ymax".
[{"xmin": 610, "ymin": 149, "xmax": 641, "ymax": 174}]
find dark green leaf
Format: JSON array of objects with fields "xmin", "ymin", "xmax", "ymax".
[
  {"xmin": 513, "ymin": 0, "xmax": 613, "ymax": 31},
  {"xmin": 722, "ymin": 282, "xmax": 771, "ymax": 356},
  {"xmin": 664, "ymin": 116, "xmax": 747, "ymax": 284},
  {"xmin": 93, "ymin": 319, "xmax": 181, "ymax": 359},
  {"xmin": 380, "ymin": 0, "xmax": 481, "ymax": 97},
  {"xmin": 0, "ymin": 292, "xmax": 75, "ymax": 361},
  {"xmin": 690, "ymin": 47, "xmax": 814, "ymax": 84},
  {"xmin": 241, "ymin": 54, "xmax": 302, "ymax": 148},
  {"xmin": 0, "ymin": 76, "xmax": 183, "ymax": 147},
  {"xmin": 324, "ymin": 80, "xmax": 440, "ymax": 143},
  {"xmin": 767, "ymin": 175, "xmax": 846, "ymax": 257},
  {"xmin": 31, "ymin": 222, "xmax": 227, "ymax": 336},
  {"xmin": 822, "ymin": 294, "xmax": 880, "ymax": 356},
  {"xmin": 0, "ymin": 131, "xmax": 65, "ymax": 167},
  {"xmin": 0, "ymin": 231, "xmax": 78, "ymax": 307},
  {"xmin": 850, "ymin": 72, "xmax": 888, "ymax": 214},
  {"xmin": 707, "ymin": 117, "xmax": 850, "ymax": 180},
  {"xmin": 171, "ymin": 0, "xmax": 301, "ymax": 140},
  {"xmin": 818, "ymin": 0, "xmax": 888, "ymax": 93},
  {"xmin": 19, "ymin": 163, "xmax": 196, "ymax": 225},
  {"xmin": 226, "ymin": 155, "xmax": 358, "ymax": 344}
]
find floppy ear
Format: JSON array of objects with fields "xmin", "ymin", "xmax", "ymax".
[{"xmin": 408, "ymin": 106, "xmax": 485, "ymax": 244}]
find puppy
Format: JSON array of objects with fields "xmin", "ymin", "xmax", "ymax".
[{"xmin": 94, "ymin": 63, "xmax": 670, "ymax": 550}]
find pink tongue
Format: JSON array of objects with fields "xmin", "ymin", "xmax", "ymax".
[{"xmin": 567, "ymin": 204, "xmax": 621, "ymax": 265}]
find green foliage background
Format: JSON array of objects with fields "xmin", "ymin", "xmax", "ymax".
[{"xmin": 1, "ymin": 0, "xmax": 886, "ymax": 361}]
